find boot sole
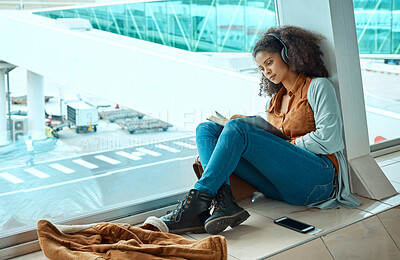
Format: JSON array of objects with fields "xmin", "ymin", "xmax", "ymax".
[
  {"xmin": 170, "ymin": 225, "xmax": 206, "ymax": 235},
  {"xmin": 204, "ymin": 210, "xmax": 250, "ymax": 235}
]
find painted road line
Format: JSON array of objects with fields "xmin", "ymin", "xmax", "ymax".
[
  {"xmin": 95, "ymin": 155, "xmax": 121, "ymax": 165},
  {"xmin": 0, "ymin": 172, "xmax": 24, "ymax": 184},
  {"xmin": 132, "ymin": 151, "xmax": 146, "ymax": 157},
  {"xmin": 24, "ymin": 168, "xmax": 50, "ymax": 179},
  {"xmin": 366, "ymin": 106, "xmax": 400, "ymax": 120},
  {"xmin": 155, "ymin": 144, "xmax": 180, "ymax": 153},
  {"xmin": 0, "ymin": 135, "xmax": 196, "ymax": 172},
  {"xmin": 49, "ymin": 163, "xmax": 75, "ymax": 174},
  {"xmin": 136, "ymin": 147, "xmax": 161, "ymax": 157},
  {"xmin": 116, "ymin": 151, "xmax": 142, "ymax": 161},
  {"xmin": 174, "ymin": 141, "xmax": 197, "ymax": 149},
  {"xmin": 72, "ymin": 159, "xmax": 98, "ymax": 169},
  {"xmin": 0, "ymin": 155, "xmax": 197, "ymax": 197}
]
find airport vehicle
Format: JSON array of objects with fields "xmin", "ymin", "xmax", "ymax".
[{"xmin": 67, "ymin": 102, "xmax": 99, "ymax": 133}]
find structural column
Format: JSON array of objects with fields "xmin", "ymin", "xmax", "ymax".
[
  {"xmin": 27, "ymin": 71, "xmax": 46, "ymax": 140},
  {"xmin": 0, "ymin": 69, "xmax": 7, "ymax": 145},
  {"xmin": 275, "ymin": 0, "xmax": 396, "ymax": 200}
]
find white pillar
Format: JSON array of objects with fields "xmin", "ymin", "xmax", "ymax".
[
  {"xmin": 275, "ymin": 0, "xmax": 396, "ymax": 200},
  {"xmin": 27, "ymin": 71, "xmax": 46, "ymax": 140},
  {"xmin": 0, "ymin": 69, "xmax": 8, "ymax": 145}
]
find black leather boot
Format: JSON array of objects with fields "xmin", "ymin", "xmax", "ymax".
[
  {"xmin": 160, "ymin": 189, "xmax": 213, "ymax": 234},
  {"xmin": 204, "ymin": 184, "xmax": 250, "ymax": 235}
]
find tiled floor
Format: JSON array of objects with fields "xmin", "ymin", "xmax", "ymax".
[{"xmin": 10, "ymin": 153, "xmax": 400, "ymax": 260}]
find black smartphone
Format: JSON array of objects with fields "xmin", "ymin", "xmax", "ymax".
[{"xmin": 274, "ymin": 216, "xmax": 315, "ymax": 233}]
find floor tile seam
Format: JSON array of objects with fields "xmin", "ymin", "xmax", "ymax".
[
  {"xmin": 379, "ymin": 160, "xmax": 400, "ymax": 167},
  {"xmin": 247, "ymin": 205, "xmax": 373, "ymax": 234},
  {"xmin": 375, "ymin": 155, "xmax": 397, "ymax": 162},
  {"xmin": 381, "ymin": 156, "xmax": 400, "ymax": 163},
  {"xmin": 256, "ymin": 235, "xmax": 321, "ymax": 259},
  {"xmin": 185, "ymin": 233, "xmax": 199, "ymax": 241},
  {"xmin": 244, "ymin": 210, "xmax": 321, "ymax": 259},
  {"xmin": 241, "ymin": 199, "xmax": 272, "ymax": 210},
  {"xmin": 266, "ymin": 212, "xmax": 382, "ymax": 259},
  {"xmin": 376, "ymin": 212, "xmax": 400, "ymax": 252},
  {"xmin": 254, "ymin": 208, "xmax": 377, "ymax": 259},
  {"xmin": 358, "ymin": 199, "xmax": 397, "ymax": 215},
  {"xmin": 227, "ymin": 254, "xmax": 240, "ymax": 260},
  {"xmin": 379, "ymin": 195, "xmax": 400, "ymax": 207},
  {"xmin": 183, "ymin": 236, "xmax": 249, "ymax": 259},
  {"xmin": 246, "ymin": 208, "xmax": 275, "ymax": 221},
  {"xmin": 320, "ymin": 237, "xmax": 335, "ymax": 260}
]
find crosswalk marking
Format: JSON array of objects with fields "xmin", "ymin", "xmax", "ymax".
[
  {"xmin": 95, "ymin": 155, "xmax": 121, "ymax": 165},
  {"xmin": 0, "ymin": 172, "xmax": 24, "ymax": 184},
  {"xmin": 174, "ymin": 141, "xmax": 197, "ymax": 149},
  {"xmin": 190, "ymin": 138, "xmax": 196, "ymax": 142},
  {"xmin": 155, "ymin": 144, "xmax": 180, "ymax": 153},
  {"xmin": 24, "ymin": 168, "xmax": 50, "ymax": 179},
  {"xmin": 49, "ymin": 163, "xmax": 75, "ymax": 174},
  {"xmin": 136, "ymin": 148, "xmax": 161, "ymax": 157},
  {"xmin": 132, "ymin": 151, "xmax": 145, "ymax": 157},
  {"xmin": 116, "ymin": 151, "xmax": 142, "ymax": 161},
  {"xmin": 72, "ymin": 159, "xmax": 98, "ymax": 169}
]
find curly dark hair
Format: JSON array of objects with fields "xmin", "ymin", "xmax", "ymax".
[{"xmin": 252, "ymin": 26, "xmax": 329, "ymax": 97}]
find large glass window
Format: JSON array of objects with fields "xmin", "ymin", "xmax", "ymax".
[
  {"xmin": 0, "ymin": 67, "xmax": 200, "ymax": 242},
  {"xmin": 1, "ymin": 0, "xmax": 277, "ymax": 252},
  {"xmin": 353, "ymin": 0, "xmax": 400, "ymax": 145}
]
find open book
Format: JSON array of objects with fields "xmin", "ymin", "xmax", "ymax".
[{"xmin": 207, "ymin": 111, "xmax": 290, "ymax": 140}]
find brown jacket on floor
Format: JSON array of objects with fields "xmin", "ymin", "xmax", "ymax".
[{"xmin": 37, "ymin": 219, "xmax": 227, "ymax": 260}]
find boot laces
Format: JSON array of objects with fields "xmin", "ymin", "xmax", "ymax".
[
  {"xmin": 213, "ymin": 191, "xmax": 225, "ymax": 211},
  {"xmin": 172, "ymin": 195, "xmax": 191, "ymax": 222}
]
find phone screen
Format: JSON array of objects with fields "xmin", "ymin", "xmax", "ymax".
[{"xmin": 274, "ymin": 217, "xmax": 314, "ymax": 233}]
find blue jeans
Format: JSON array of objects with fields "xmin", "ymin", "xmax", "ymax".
[{"xmin": 194, "ymin": 120, "xmax": 335, "ymax": 206}]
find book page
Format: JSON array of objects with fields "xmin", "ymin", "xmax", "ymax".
[{"xmin": 207, "ymin": 115, "xmax": 229, "ymax": 126}]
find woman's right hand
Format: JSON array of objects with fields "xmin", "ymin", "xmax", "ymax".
[{"xmin": 230, "ymin": 114, "xmax": 247, "ymax": 120}]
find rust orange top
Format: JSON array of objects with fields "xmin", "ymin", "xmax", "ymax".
[{"xmin": 266, "ymin": 74, "xmax": 339, "ymax": 176}]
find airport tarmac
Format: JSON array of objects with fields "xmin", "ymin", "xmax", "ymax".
[
  {"xmin": 1, "ymin": 67, "xmax": 199, "ymax": 234},
  {"xmin": 2, "ymin": 67, "xmax": 195, "ymax": 168}
]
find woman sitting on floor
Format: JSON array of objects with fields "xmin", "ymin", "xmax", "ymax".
[{"xmin": 159, "ymin": 25, "xmax": 361, "ymax": 235}]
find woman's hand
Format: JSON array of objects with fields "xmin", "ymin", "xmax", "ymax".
[{"xmin": 230, "ymin": 114, "xmax": 247, "ymax": 120}]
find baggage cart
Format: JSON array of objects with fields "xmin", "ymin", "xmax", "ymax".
[
  {"xmin": 98, "ymin": 109, "xmax": 144, "ymax": 122},
  {"xmin": 117, "ymin": 118, "xmax": 172, "ymax": 134},
  {"xmin": 11, "ymin": 95, "xmax": 53, "ymax": 104}
]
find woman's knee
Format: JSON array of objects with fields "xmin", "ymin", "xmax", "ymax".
[
  {"xmin": 224, "ymin": 119, "xmax": 246, "ymax": 132},
  {"xmin": 196, "ymin": 121, "xmax": 223, "ymax": 136}
]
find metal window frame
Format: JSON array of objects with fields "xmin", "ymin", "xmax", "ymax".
[{"xmin": 371, "ymin": 138, "xmax": 400, "ymax": 157}]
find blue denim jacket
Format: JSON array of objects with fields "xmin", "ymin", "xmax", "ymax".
[{"xmin": 266, "ymin": 77, "xmax": 362, "ymax": 209}]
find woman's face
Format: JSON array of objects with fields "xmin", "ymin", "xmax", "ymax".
[{"xmin": 255, "ymin": 51, "xmax": 290, "ymax": 85}]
